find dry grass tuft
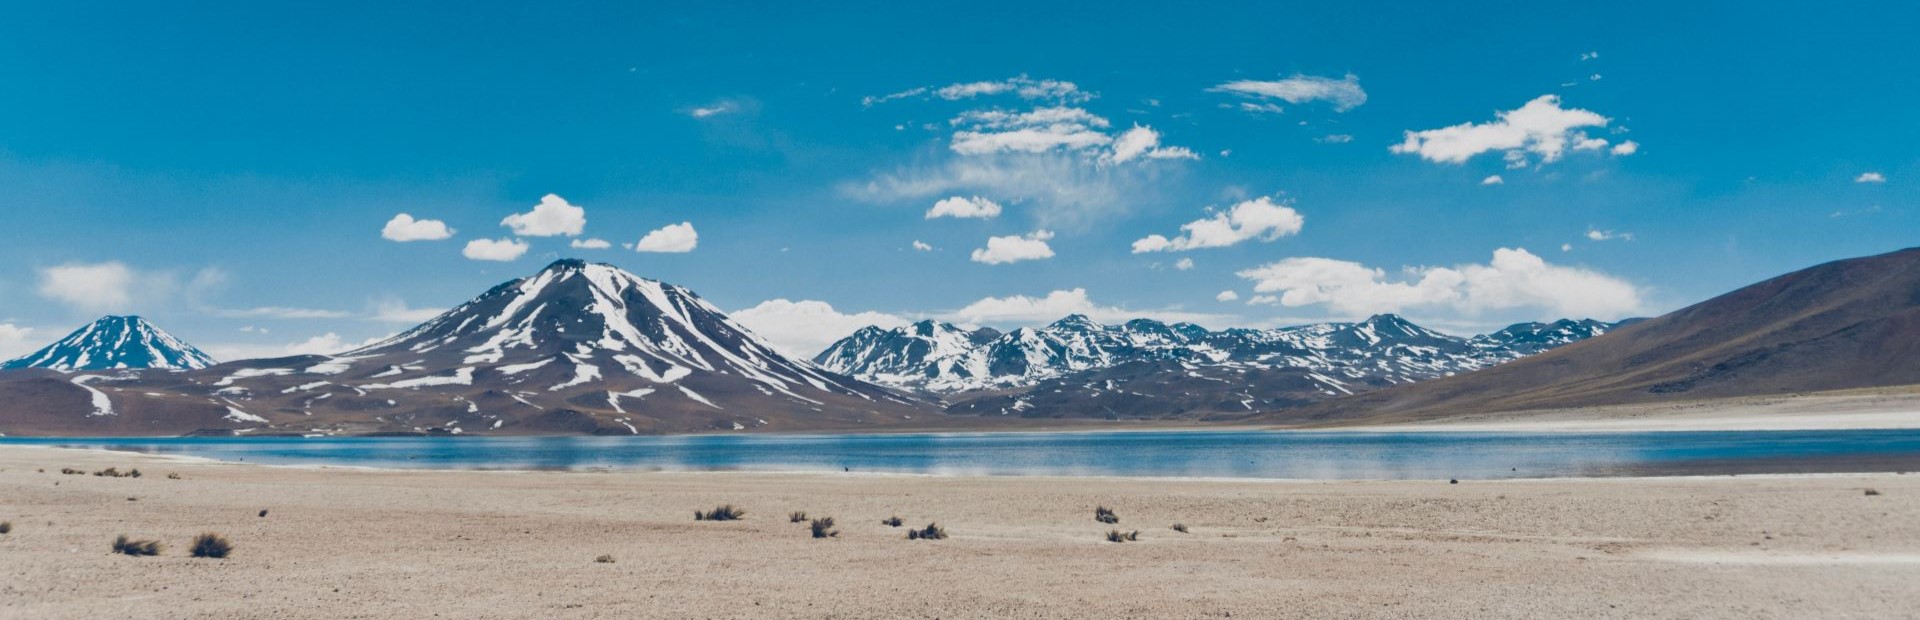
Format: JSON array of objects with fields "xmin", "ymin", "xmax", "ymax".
[
  {"xmin": 1106, "ymin": 530, "xmax": 1140, "ymax": 543},
  {"xmin": 1095, "ymin": 506, "xmax": 1119, "ymax": 524},
  {"xmin": 810, "ymin": 517, "xmax": 838, "ymax": 538},
  {"xmin": 112, "ymin": 534, "xmax": 162, "ymax": 556},
  {"xmin": 694, "ymin": 505, "xmax": 745, "ymax": 521},
  {"xmin": 595, "ymin": 554, "xmax": 616, "ymax": 564},
  {"xmin": 906, "ymin": 523, "xmax": 947, "ymax": 540},
  {"xmin": 882, "ymin": 516, "xmax": 904, "ymax": 527},
  {"xmin": 1865, "ymin": 488, "xmax": 1882, "ymax": 496},
  {"xmin": 1171, "ymin": 523, "xmax": 1189, "ymax": 533},
  {"xmin": 789, "ymin": 511, "xmax": 809, "ymax": 523},
  {"xmin": 190, "ymin": 533, "xmax": 233, "ymax": 559}
]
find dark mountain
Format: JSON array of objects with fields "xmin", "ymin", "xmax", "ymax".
[
  {"xmin": 820, "ymin": 313, "xmax": 1619, "ymax": 420},
  {"xmin": 0, "ymin": 260, "xmax": 925, "ymax": 436},
  {"xmin": 1278, "ymin": 247, "xmax": 1920, "ymax": 425},
  {"xmin": 2, "ymin": 316, "xmax": 215, "ymax": 371}
]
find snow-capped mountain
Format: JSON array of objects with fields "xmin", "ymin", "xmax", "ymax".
[
  {"xmin": 2, "ymin": 316, "xmax": 215, "ymax": 371},
  {"xmin": 0, "ymin": 260, "xmax": 922, "ymax": 436},
  {"xmin": 820, "ymin": 313, "xmax": 1620, "ymax": 419}
]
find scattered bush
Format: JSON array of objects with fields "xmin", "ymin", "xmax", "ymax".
[
  {"xmin": 167, "ymin": 473, "xmax": 182, "ymax": 480},
  {"xmin": 1095, "ymin": 506, "xmax": 1119, "ymax": 524},
  {"xmin": 595, "ymin": 554, "xmax": 616, "ymax": 564},
  {"xmin": 694, "ymin": 505, "xmax": 745, "ymax": 521},
  {"xmin": 1105, "ymin": 530, "xmax": 1139, "ymax": 543},
  {"xmin": 112, "ymin": 534, "xmax": 162, "ymax": 556},
  {"xmin": 190, "ymin": 533, "xmax": 233, "ymax": 559},
  {"xmin": 1866, "ymin": 488, "xmax": 1882, "ymax": 496},
  {"xmin": 881, "ymin": 516, "xmax": 904, "ymax": 527},
  {"xmin": 0, "ymin": 521, "xmax": 11, "ymax": 534},
  {"xmin": 789, "ymin": 511, "xmax": 809, "ymax": 523},
  {"xmin": 1171, "ymin": 523, "xmax": 1189, "ymax": 533},
  {"xmin": 129, "ymin": 469, "xmax": 142, "ymax": 478},
  {"xmin": 259, "ymin": 510, "xmax": 269, "ymax": 518},
  {"xmin": 906, "ymin": 523, "xmax": 946, "ymax": 540},
  {"xmin": 810, "ymin": 517, "xmax": 838, "ymax": 539},
  {"xmin": 60, "ymin": 468, "xmax": 83, "ymax": 475}
]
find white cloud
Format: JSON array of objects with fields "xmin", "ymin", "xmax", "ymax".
[
  {"xmin": 941, "ymin": 288, "xmax": 1226, "ymax": 327},
  {"xmin": 1856, "ymin": 172, "xmax": 1887, "ymax": 184},
  {"xmin": 282, "ymin": 332, "xmax": 387, "ymax": 356},
  {"xmin": 1210, "ymin": 74, "xmax": 1368, "ymax": 112},
  {"xmin": 970, "ymin": 230, "xmax": 1056, "ymax": 264},
  {"xmin": 1132, "ymin": 196, "xmax": 1304, "ymax": 253},
  {"xmin": 1610, "ymin": 140, "xmax": 1639, "ymax": 156},
  {"xmin": 912, "ymin": 240, "xmax": 934, "ymax": 252},
  {"xmin": 380, "ymin": 213, "xmax": 456, "ymax": 242},
  {"xmin": 846, "ymin": 154, "xmax": 1145, "ymax": 230},
  {"xmin": 0, "ymin": 323, "xmax": 37, "ymax": 360},
  {"xmin": 635, "ymin": 222, "xmax": 698, "ymax": 253},
  {"xmin": 1390, "ymin": 95, "xmax": 1624, "ymax": 167},
  {"xmin": 463, "ymin": 238, "xmax": 529, "ymax": 261},
  {"xmin": 1236, "ymin": 248, "xmax": 1642, "ymax": 319},
  {"xmin": 688, "ymin": 100, "xmax": 739, "ymax": 118},
  {"xmin": 1316, "ymin": 134, "xmax": 1354, "ymax": 144},
  {"xmin": 951, "ymin": 122, "xmax": 1112, "ymax": 155},
  {"xmin": 1481, "ymin": 175, "xmax": 1505, "ymax": 185},
  {"xmin": 371, "ymin": 299, "xmax": 443, "ymax": 324},
  {"xmin": 570, "ymin": 238, "xmax": 612, "ymax": 249},
  {"xmin": 501, "ymin": 194, "xmax": 586, "ymax": 237},
  {"xmin": 1103, "ymin": 125, "xmax": 1199, "ymax": 164},
  {"xmin": 37, "ymin": 262, "xmax": 140, "ymax": 313},
  {"xmin": 1585, "ymin": 228, "xmax": 1634, "ymax": 242},
  {"xmin": 1561, "ymin": 243, "xmax": 1573, "ymax": 252},
  {"xmin": 952, "ymin": 106, "xmax": 1108, "ymax": 130},
  {"xmin": 866, "ymin": 76, "xmax": 1090, "ymax": 106},
  {"xmin": 210, "ymin": 306, "xmax": 352, "ymax": 319},
  {"xmin": 926, "ymin": 196, "xmax": 1003, "ymax": 219},
  {"xmin": 1580, "ymin": 51, "xmax": 1601, "ymax": 61},
  {"xmin": 1174, "ymin": 258, "xmax": 1194, "ymax": 271},
  {"xmin": 1215, "ymin": 290, "xmax": 1239, "ymax": 302},
  {"xmin": 730, "ymin": 299, "xmax": 910, "ymax": 358}
]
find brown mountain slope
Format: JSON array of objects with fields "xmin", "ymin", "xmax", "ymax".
[{"xmin": 1269, "ymin": 246, "xmax": 1920, "ymax": 425}]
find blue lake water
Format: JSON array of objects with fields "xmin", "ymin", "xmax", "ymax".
[{"xmin": 9, "ymin": 429, "xmax": 1920, "ymax": 479}]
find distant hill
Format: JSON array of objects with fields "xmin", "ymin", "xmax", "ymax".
[
  {"xmin": 1275, "ymin": 247, "xmax": 1920, "ymax": 425},
  {"xmin": 2, "ymin": 316, "xmax": 215, "ymax": 371}
]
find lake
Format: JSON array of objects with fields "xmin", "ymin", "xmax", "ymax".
[{"xmin": 10, "ymin": 429, "xmax": 1920, "ymax": 479}]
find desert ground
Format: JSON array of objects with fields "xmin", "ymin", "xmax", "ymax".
[{"xmin": 2, "ymin": 446, "xmax": 1917, "ymax": 619}]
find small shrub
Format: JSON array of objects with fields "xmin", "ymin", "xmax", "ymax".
[
  {"xmin": 0, "ymin": 521, "xmax": 11, "ymax": 534},
  {"xmin": 881, "ymin": 516, "xmax": 904, "ymax": 527},
  {"xmin": 190, "ymin": 533, "xmax": 233, "ymax": 559},
  {"xmin": 1865, "ymin": 488, "xmax": 1881, "ymax": 496},
  {"xmin": 810, "ymin": 517, "xmax": 838, "ymax": 538},
  {"xmin": 1171, "ymin": 523, "xmax": 1188, "ymax": 533},
  {"xmin": 258, "ymin": 510, "xmax": 269, "ymax": 518},
  {"xmin": 789, "ymin": 511, "xmax": 809, "ymax": 523},
  {"xmin": 906, "ymin": 523, "xmax": 946, "ymax": 540},
  {"xmin": 94, "ymin": 467, "xmax": 119, "ymax": 477},
  {"xmin": 1094, "ymin": 506, "xmax": 1119, "ymax": 524},
  {"xmin": 112, "ymin": 534, "xmax": 162, "ymax": 556},
  {"xmin": 694, "ymin": 505, "xmax": 745, "ymax": 521},
  {"xmin": 1105, "ymin": 530, "xmax": 1139, "ymax": 543},
  {"xmin": 595, "ymin": 554, "xmax": 615, "ymax": 564},
  {"xmin": 61, "ymin": 468, "xmax": 83, "ymax": 475},
  {"xmin": 167, "ymin": 473, "xmax": 181, "ymax": 480},
  {"xmin": 129, "ymin": 469, "xmax": 142, "ymax": 478}
]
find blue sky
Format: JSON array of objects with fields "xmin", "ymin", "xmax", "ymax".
[{"xmin": 1, "ymin": 1, "xmax": 1914, "ymax": 359}]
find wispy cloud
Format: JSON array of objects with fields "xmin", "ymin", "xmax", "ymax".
[{"xmin": 1211, "ymin": 73, "xmax": 1368, "ymax": 112}]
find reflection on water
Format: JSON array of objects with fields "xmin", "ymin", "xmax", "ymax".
[{"xmin": 7, "ymin": 429, "xmax": 1920, "ymax": 480}]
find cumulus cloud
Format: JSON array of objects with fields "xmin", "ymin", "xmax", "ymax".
[
  {"xmin": 1856, "ymin": 172, "xmax": 1887, "ymax": 184},
  {"xmin": 926, "ymin": 196, "xmax": 1003, "ymax": 219},
  {"xmin": 912, "ymin": 240, "xmax": 934, "ymax": 251},
  {"xmin": 282, "ymin": 332, "xmax": 387, "ymax": 356},
  {"xmin": 463, "ymin": 238, "xmax": 529, "ymax": 261},
  {"xmin": 730, "ymin": 299, "xmax": 911, "ymax": 358},
  {"xmin": 1481, "ymin": 175, "xmax": 1505, "ymax": 185},
  {"xmin": 687, "ymin": 100, "xmax": 739, "ymax": 118},
  {"xmin": 1103, "ymin": 125, "xmax": 1199, "ymax": 164},
  {"xmin": 0, "ymin": 323, "xmax": 37, "ymax": 360},
  {"xmin": 1235, "ymin": 248, "xmax": 1641, "ymax": 319},
  {"xmin": 1174, "ymin": 258, "xmax": 1194, "ymax": 271},
  {"xmin": 1585, "ymin": 228, "xmax": 1634, "ymax": 242},
  {"xmin": 940, "ymin": 288, "xmax": 1226, "ymax": 326},
  {"xmin": 1131, "ymin": 196, "xmax": 1304, "ymax": 253},
  {"xmin": 635, "ymin": 222, "xmax": 699, "ymax": 253},
  {"xmin": 1611, "ymin": 140, "xmax": 1639, "ymax": 156},
  {"xmin": 1210, "ymin": 74, "xmax": 1368, "ymax": 112},
  {"xmin": 949, "ymin": 107, "xmax": 1114, "ymax": 156},
  {"xmin": 210, "ymin": 306, "xmax": 352, "ymax": 319},
  {"xmin": 37, "ymin": 262, "xmax": 147, "ymax": 313},
  {"xmin": 570, "ymin": 238, "xmax": 612, "ymax": 249},
  {"xmin": 970, "ymin": 230, "xmax": 1056, "ymax": 264},
  {"xmin": 380, "ymin": 213, "xmax": 456, "ymax": 242},
  {"xmin": 501, "ymin": 194, "xmax": 586, "ymax": 237},
  {"xmin": 1390, "ymin": 95, "xmax": 1625, "ymax": 167},
  {"xmin": 1215, "ymin": 290, "xmax": 1240, "ymax": 302}
]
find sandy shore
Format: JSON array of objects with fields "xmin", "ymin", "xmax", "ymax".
[{"xmin": 3, "ymin": 447, "xmax": 1918, "ymax": 619}]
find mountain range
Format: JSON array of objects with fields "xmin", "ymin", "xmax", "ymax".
[{"xmin": 817, "ymin": 313, "xmax": 1618, "ymax": 419}]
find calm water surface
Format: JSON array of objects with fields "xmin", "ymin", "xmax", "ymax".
[{"xmin": 10, "ymin": 429, "xmax": 1920, "ymax": 479}]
